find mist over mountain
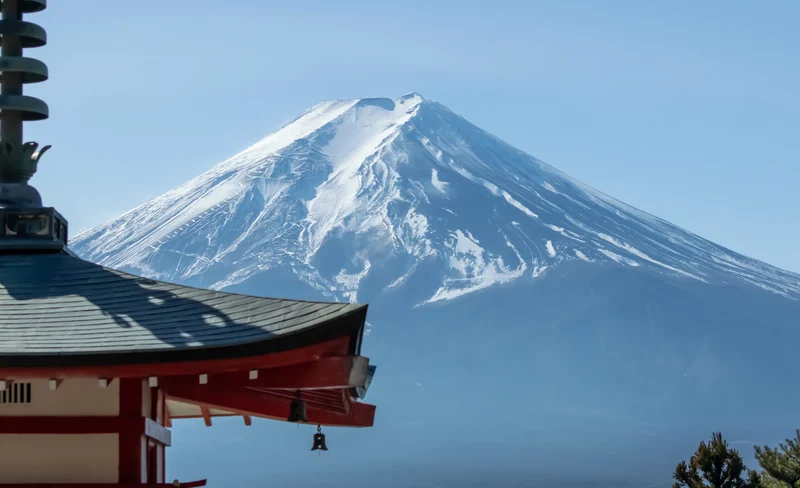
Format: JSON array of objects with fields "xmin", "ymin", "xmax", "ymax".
[{"xmin": 72, "ymin": 93, "xmax": 800, "ymax": 487}]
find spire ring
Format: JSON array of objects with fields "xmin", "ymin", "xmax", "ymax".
[
  {"xmin": 0, "ymin": 0, "xmax": 49, "ymax": 186},
  {"xmin": 0, "ymin": 0, "xmax": 46, "ymax": 14}
]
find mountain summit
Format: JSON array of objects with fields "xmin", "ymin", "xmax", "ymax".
[
  {"xmin": 73, "ymin": 93, "xmax": 799, "ymax": 305},
  {"xmin": 71, "ymin": 94, "xmax": 800, "ymax": 486}
]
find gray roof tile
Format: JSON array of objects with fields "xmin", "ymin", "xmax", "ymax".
[{"xmin": 0, "ymin": 252, "xmax": 367, "ymax": 358}]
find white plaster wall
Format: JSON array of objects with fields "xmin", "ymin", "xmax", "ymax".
[
  {"xmin": 0, "ymin": 378, "xmax": 119, "ymax": 416},
  {"xmin": 0, "ymin": 434, "xmax": 118, "ymax": 483}
]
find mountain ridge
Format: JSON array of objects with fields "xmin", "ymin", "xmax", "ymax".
[
  {"xmin": 70, "ymin": 93, "xmax": 800, "ymax": 487},
  {"xmin": 72, "ymin": 92, "xmax": 800, "ymax": 306}
]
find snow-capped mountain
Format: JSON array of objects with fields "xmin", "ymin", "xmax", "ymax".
[
  {"xmin": 71, "ymin": 93, "xmax": 800, "ymax": 487},
  {"xmin": 73, "ymin": 93, "xmax": 799, "ymax": 305}
]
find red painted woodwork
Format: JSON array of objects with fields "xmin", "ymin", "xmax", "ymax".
[
  {"xmin": 166, "ymin": 389, "xmax": 352, "ymax": 420},
  {"xmin": 119, "ymin": 378, "xmax": 143, "ymax": 484},
  {"xmin": 160, "ymin": 356, "xmax": 367, "ymax": 391},
  {"xmin": 200, "ymin": 406, "xmax": 211, "ymax": 427},
  {"xmin": 147, "ymin": 387, "xmax": 159, "ymax": 483},
  {"xmin": 0, "ymin": 416, "xmax": 169, "ymax": 445},
  {"xmin": 0, "ymin": 416, "xmax": 125, "ymax": 434},
  {"xmin": 0, "ymin": 337, "xmax": 352, "ymax": 379},
  {"xmin": 0, "ymin": 482, "xmax": 206, "ymax": 488},
  {"xmin": 161, "ymin": 391, "xmax": 167, "ymax": 484},
  {"xmin": 248, "ymin": 387, "xmax": 349, "ymax": 414},
  {"xmin": 164, "ymin": 384, "xmax": 375, "ymax": 427},
  {"xmin": 0, "ymin": 333, "xmax": 374, "ymax": 483},
  {"xmin": 147, "ymin": 442, "xmax": 157, "ymax": 484},
  {"xmin": 150, "ymin": 389, "xmax": 159, "ymax": 421}
]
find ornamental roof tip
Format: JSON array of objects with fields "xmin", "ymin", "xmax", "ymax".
[{"xmin": 0, "ymin": 141, "xmax": 50, "ymax": 184}]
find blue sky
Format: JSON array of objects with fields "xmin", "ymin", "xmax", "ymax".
[{"xmin": 28, "ymin": 0, "xmax": 799, "ymax": 272}]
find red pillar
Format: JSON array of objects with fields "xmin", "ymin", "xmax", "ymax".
[
  {"xmin": 161, "ymin": 389, "xmax": 167, "ymax": 483},
  {"xmin": 146, "ymin": 387, "xmax": 165, "ymax": 484},
  {"xmin": 119, "ymin": 378, "xmax": 143, "ymax": 483}
]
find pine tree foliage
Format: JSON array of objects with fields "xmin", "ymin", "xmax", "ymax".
[
  {"xmin": 673, "ymin": 432, "xmax": 760, "ymax": 488},
  {"xmin": 754, "ymin": 430, "xmax": 800, "ymax": 488}
]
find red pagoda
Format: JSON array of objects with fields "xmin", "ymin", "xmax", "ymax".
[{"xmin": 0, "ymin": 1, "xmax": 377, "ymax": 485}]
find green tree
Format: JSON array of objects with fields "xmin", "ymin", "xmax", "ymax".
[
  {"xmin": 754, "ymin": 430, "xmax": 800, "ymax": 488},
  {"xmin": 673, "ymin": 432, "xmax": 761, "ymax": 488}
]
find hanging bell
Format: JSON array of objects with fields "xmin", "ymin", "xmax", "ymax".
[
  {"xmin": 288, "ymin": 397, "xmax": 308, "ymax": 423},
  {"xmin": 311, "ymin": 425, "xmax": 328, "ymax": 451}
]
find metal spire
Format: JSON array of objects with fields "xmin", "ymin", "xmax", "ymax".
[{"xmin": 0, "ymin": 0, "xmax": 49, "ymax": 207}]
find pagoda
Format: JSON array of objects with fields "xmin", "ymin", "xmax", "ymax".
[{"xmin": 0, "ymin": 1, "xmax": 377, "ymax": 485}]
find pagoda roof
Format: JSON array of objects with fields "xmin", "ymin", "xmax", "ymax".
[{"xmin": 0, "ymin": 251, "xmax": 368, "ymax": 368}]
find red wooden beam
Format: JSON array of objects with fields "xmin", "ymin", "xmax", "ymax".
[
  {"xmin": 235, "ymin": 355, "xmax": 369, "ymax": 390},
  {"xmin": 0, "ymin": 337, "xmax": 351, "ymax": 379},
  {"xmin": 247, "ymin": 387, "xmax": 348, "ymax": 414},
  {"xmin": 160, "ymin": 391, "xmax": 167, "ymax": 482},
  {"xmin": 243, "ymin": 415, "xmax": 252, "ymax": 426},
  {"xmin": 0, "ymin": 416, "xmax": 171, "ymax": 446},
  {"xmin": 0, "ymin": 416, "xmax": 133, "ymax": 435},
  {"xmin": 162, "ymin": 356, "xmax": 370, "ymax": 391},
  {"xmin": 165, "ymin": 384, "xmax": 375, "ymax": 427},
  {"xmin": 119, "ymin": 378, "xmax": 143, "ymax": 484},
  {"xmin": 164, "ymin": 402, "xmax": 172, "ymax": 427},
  {"xmin": 0, "ymin": 481, "xmax": 205, "ymax": 488},
  {"xmin": 200, "ymin": 406, "xmax": 212, "ymax": 427}
]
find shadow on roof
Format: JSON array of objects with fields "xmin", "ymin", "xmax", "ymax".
[{"xmin": 0, "ymin": 252, "xmax": 349, "ymax": 353}]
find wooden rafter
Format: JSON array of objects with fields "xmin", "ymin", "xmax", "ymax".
[
  {"xmin": 247, "ymin": 388, "xmax": 349, "ymax": 414},
  {"xmin": 160, "ymin": 356, "xmax": 369, "ymax": 392},
  {"xmin": 200, "ymin": 406, "xmax": 212, "ymax": 427},
  {"xmin": 0, "ymin": 337, "xmax": 352, "ymax": 379},
  {"xmin": 164, "ymin": 384, "xmax": 375, "ymax": 428}
]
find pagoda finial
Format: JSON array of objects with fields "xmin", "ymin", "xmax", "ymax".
[{"xmin": 0, "ymin": 0, "xmax": 49, "ymax": 207}]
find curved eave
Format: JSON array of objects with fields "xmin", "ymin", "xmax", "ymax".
[
  {"xmin": 0, "ymin": 305, "xmax": 368, "ymax": 370},
  {"xmin": 0, "ymin": 252, "xmax": 370, "ymax": 369}
]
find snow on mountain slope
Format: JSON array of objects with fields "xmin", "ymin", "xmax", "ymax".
[{"xmin": 71, "ymin": 93, "xmax": 800, "ymax": 304}]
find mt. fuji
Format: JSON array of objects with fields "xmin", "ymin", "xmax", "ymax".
[
  {"xmin": 72, "ymin": 94, "xmax": 800, "ymax": 487},
  {"xmin": 74, "ymin": 93, "xmax": 798, "ymax": 304}
]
